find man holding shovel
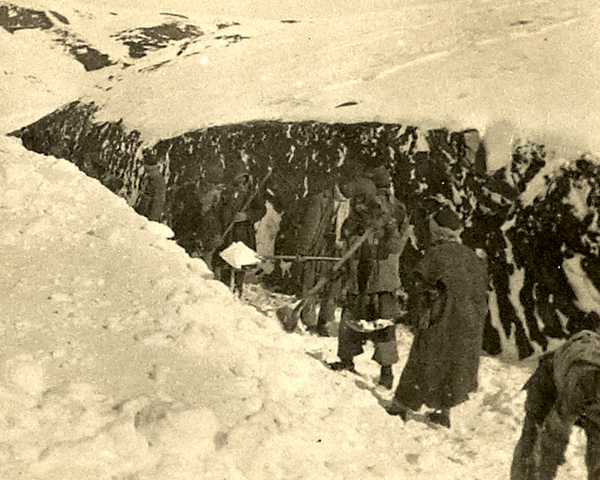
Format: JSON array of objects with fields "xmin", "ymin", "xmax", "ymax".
[
  {"xmin": 214, "ymin": 171, "xmax": 268, "ymax": 297},
  {"xmin": 327, "ymin": 172, "xmax": 408, "ymax": 390}
]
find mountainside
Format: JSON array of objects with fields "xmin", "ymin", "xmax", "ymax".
[{"xmin": 3, "ymin": 0, "xmax": 599, "ymax": 165}]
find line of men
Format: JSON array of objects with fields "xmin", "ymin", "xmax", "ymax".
[
  {"xmin": 174, "ymin": 171, "xmax": 266, "ymax": 298},
  {"xmin": 155, "ymin": 158, "xmax": 488, "ymax": 429},
  {"xmin": 303, "ymin": 167, "xmax": 600, "ymax": 480},
  {"xmin": 184, "ymin": 162, "xmax": 491, "ymax": 430},
  {"xmin": 328, "ymin": 169, "xmax": 600, "ymax": 479},
  {"xmin": 134, "ymin": 155, "xmax": 266, "ymax": 298}
]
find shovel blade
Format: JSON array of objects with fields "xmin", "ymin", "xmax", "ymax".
[
  {"xmin": 219, "ymin": 241, "xmax": 262, "ymax": 269},
  {"xmin": 276, "ymin": 305, "xmax": 300, "ymax": 332}
]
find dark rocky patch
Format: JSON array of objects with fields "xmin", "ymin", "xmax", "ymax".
[
  {"xmin": 335, "ymin": 101, "xmax": 358, "ymax": 108},
  {"xmin": 0, "ymin": 4, "xmax": 53, "ymax": 33},
  {"xmin": 49, "ymin": 10, "xmax": 69, "ymax": 25},
  {"xmin": 1, "ymin": 4, "xmax": 114, "ymax": 71},
  {"xmin": 217, "ymin": 22, "xmax": 241, "ymax": 30},
  {"xmin": 214, "ymin": 34, "xmax": 250, "ymax": 45},
  {"xmin": 160, "ymin": 12, "xmax": 189, "ymax": 19},
  {"xmin": 14, "ymin": 103, "xmax": 600, "ymax": 359},
  {"xmin": 138, "ymin": 60, "xmax": 171, "ymax": 73},
  {"xmin": 509, "ymin": 156, "xmax": 600, "ymax": 340},
  {"xmin": 52, "ymin": 29, "xmax": 114, "ymax": 71},
  {"xmin": 510, "ymin": 20, "xmax": 531, "ymax": 27},
  {"xmin": 112, "ymin": 22, "xmax": 204, "ymax": 59}
]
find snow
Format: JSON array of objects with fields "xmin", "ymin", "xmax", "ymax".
[
  {"xmin": 1, "ymin": 0, "xmax": 598, "ymax": 478},
  {"xmin": 4, "ymin": 0, "xmax": 600, "ymax": 170},
  {"xmin": 0, "ymin": 131, "xmax": 589, "ymax": 479}
]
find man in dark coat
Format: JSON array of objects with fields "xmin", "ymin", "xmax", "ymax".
[
  {"xmin": 387, "ymin": 206, "xmax": 489, "ymax": 427},
  {"xmin": 214, "ymin": 173, "xmax": 267, "ymax": 297},
  {"xmin": 135, "ymin": 162, "xmax": 167, "ymax": 222},
  {"xmin": 295, "ymin": 183, "xmax": 347, "ymax": 336},
  {"xmin": 510, "ymin": 326, "xmax": 600, "ymax": 480},
  {"xmin": 328, "ymin": 175, "xmax": 405, "ymax": 389},
  {"xmin": 173, "ymin": 182, "xmax": 224, "ymax": 264}
]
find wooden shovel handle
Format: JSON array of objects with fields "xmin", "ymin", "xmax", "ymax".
[{"xmin": 304, "ymin": 227, "xmax": 374, "ymax": 297}]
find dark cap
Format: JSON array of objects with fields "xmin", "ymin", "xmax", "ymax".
[{"xmin": 433, "ymin": 206, "xmax": 462, "ymax": 231}]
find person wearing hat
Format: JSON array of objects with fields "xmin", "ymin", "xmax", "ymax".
[
  {"xmin": 367, "ymin": 165, "xmax": 407, "ymax": 236},
  {"xmin": 387, "ymin": 206, "xmax": 489, "ymax": 427},
  {"xmin": 328, "ymin": 174, "xmax": 405, "ymax": 389},
  {"xmin": 295, "ymin": 180, "xmax": 348, "ymax": 336},
  {"xmin": 215, "ymin": 172, "xmax": 267, "ymax": 297}
]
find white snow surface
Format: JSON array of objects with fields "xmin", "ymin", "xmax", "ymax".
[
  {"xmin": 1, "ymin": 0, "xmax": 598, "ymax": 478},
  {"xmin": 2, "ymin": 0, "xmax": 600, "ymax": 170}
]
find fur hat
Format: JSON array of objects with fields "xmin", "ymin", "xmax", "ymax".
[
  {"xmin": 367, "ymin": 166, "xmax": 392, "ymax": 188},
  {"xmin": 340, "ymin": 177, "xmax": 378, "ymax": 201}
]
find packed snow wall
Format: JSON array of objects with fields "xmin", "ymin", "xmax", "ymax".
[{"xmin": 12, "ymin": 100, "xmax": 600, "ymax": 359}]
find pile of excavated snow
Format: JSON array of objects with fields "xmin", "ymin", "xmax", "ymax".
[{"xmin": 0, "ymin": 134, "xmax": 590, "ymax": 479}]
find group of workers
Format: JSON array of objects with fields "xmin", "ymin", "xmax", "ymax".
[
  {"xmin": 294, "ymin": 165, "xmax": 600, "ymax": 479},
  {"xmin": 133, "ymin": 155, "xmax": 600, "ymax": 479},
  {"xmin": 134, "ymin": 156, "xmax": 266, "ymax": 298},
  {"xmin": 274, "ymin": 164, "xmax": 489, "ymax": 430}
]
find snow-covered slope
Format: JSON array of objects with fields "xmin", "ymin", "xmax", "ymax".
[{"xmin": 3, "ymin": 0, "xmax": 600, "ymax": 169}]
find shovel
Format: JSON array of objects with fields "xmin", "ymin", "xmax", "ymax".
[
  {"xmin": 263, "ymin": 255, "xmax": 342, "ymax": 262},
  {"xmin": 276, "ymin": 213, "xmax": 412, "ymax": 332},
  {"xmin": 276, "ymin": 227, "xmax": 376, "ymax": 331}
]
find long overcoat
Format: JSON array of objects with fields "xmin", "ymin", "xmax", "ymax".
[{"xmin": 394, "ymin": 241, "xmax": 489, "ymax": 410}]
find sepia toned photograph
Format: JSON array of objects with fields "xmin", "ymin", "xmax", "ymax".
[{"xmin": 1, "ymin": 0, "xmax": 599, "ymax": 478}]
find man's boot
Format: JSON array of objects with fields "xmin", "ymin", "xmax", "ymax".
[
  {"xmin": 386, "ymin": 400, "xmax": 410, "ymax": 421},
  {"xmin": 378, "ymin": 365, "xmax": 394, "ymax": 389},
  {"xmin": 427, "ymin": 409, "xmax": 451, "ymax": 428},
  {"xmin": 327, "ymin": 358, "xmax": 356, "ymax": 372}
]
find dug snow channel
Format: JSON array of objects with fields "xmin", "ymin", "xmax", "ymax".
[{"xmin": 0, "ymin": 134, "xmax": 589, "ymax": 479}]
